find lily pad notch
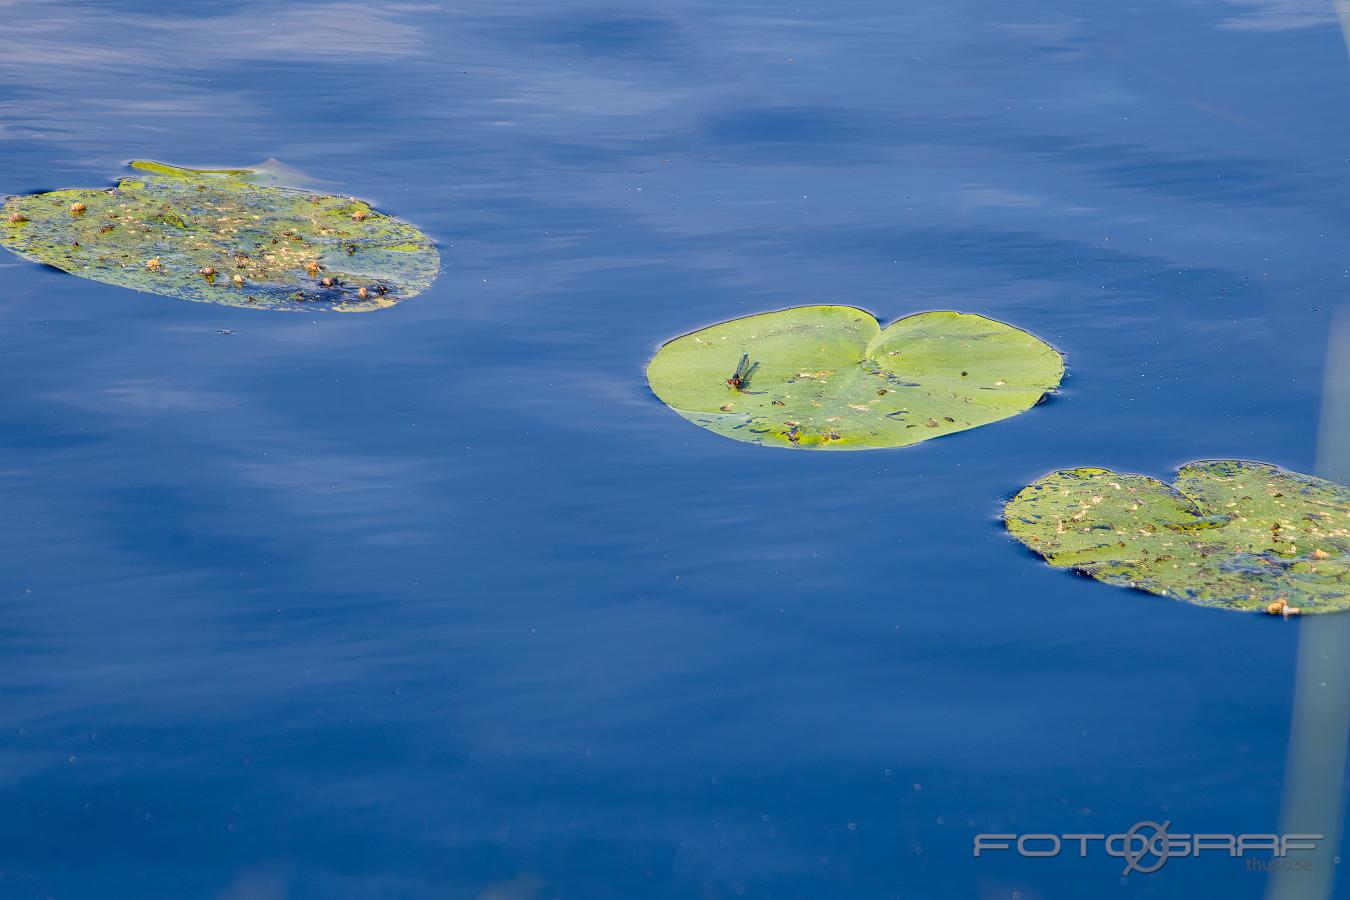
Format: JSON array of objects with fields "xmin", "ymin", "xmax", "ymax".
[
  {"xmin": 0, "ymin": 160, "xmax": 440, "ymax": 312},
  {"xmin": 646, "ymin": 305, "xmax": 1065, "ymax": 450},
  {"xmin": 1004, "ymin": 460, "xmax": 1350, "ymax": 614}
]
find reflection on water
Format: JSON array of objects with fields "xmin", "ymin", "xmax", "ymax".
[
  {"xmin": 0, "ymin": 1, "xmax": 1347, "ymax": 898},
  {"xmin": 1270, "ymin": 4, "xmax": 1350, "ymax": 894},
  {"xmin": 1269, "ymin": 312, "xmax": 1350, "ymax": 900}
]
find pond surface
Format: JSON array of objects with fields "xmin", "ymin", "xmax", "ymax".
[{"xmin": 0, "ymin": 1, "xmax": 1346, "ymax": 898}]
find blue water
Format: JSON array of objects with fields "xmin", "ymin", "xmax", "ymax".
[{"xmin": 1, "ymin": 1, "xmax": 1347, "ymax": 897}]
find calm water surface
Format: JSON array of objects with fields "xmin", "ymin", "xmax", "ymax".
[{"xmin": 0, "ymin": 1, "xmax": 1347, "ymax": 897}]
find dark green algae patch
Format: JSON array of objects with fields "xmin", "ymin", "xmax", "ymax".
[
  {"xmin": 0, "ymin": 161, "xmax": 439, "ymax": 312},
  {"xmin": 1005, "ymin": 460, "xmax": 1350, "ymax": 614}
]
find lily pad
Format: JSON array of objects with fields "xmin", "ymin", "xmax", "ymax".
[
  {"xmin": 645, "ymin": 306, "xmax": 1064, "ymax": 450},
  {"xmin": 0, "ymin": 160, "xmax": 439, "ymax": 312},
  {"xmin": 1005, "ymin": 460, "xmax": 1350, "ymax": 613}
]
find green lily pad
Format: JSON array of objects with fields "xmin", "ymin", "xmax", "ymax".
[
  {"xmin": 1005, "ymin": 460, "xmax": 1350, "ymax": 613},
  {"xmin": 0, "ymin": 160, "xmax": 439, "ymax": 312},
  {"xmin": 645, "ymin": 305, "xmax": 1064, "ymax": 450}
]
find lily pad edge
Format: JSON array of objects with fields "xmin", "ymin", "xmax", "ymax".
[
  {"xmin": 645, "ymin": 303, "xmax": 1068, "ymax": 452},
  {"xmin": 1003, "ymin": 457, "xmax": 1346, "ymax": 616},
  {"xmin": 1, "ymin": 158, "xmax": 441, "ymax": 313}
]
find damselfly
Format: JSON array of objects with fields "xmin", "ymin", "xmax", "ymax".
[{"xmin": 726, "ymin": 353, "xmax": 762, "ymax": 392}]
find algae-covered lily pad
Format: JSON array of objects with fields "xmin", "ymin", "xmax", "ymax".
[
  {"xmin": 1005, "ymin": 460, "xmax": 1350, "ymax": 613},
  {"xmin": 1, "ymin": 160, "xmax": 439, "ymax": 311},
  {"xmin": 645, "ymin": 306, "xmax": 1064, "ymax": 450}
]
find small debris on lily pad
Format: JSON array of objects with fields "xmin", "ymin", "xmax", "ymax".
[
  {"xmin": 1004, "ymin": 460, "xmax": 1350, "ymax": 613},
  {"xmin": 645, "ymin": 305, "xmax": 1064, "ymax": 450},
  {"xmin": 0, "ymin": 160, "xmax": 439, "ymax": 312}
]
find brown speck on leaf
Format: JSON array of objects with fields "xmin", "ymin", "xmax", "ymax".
[
  {"xmin": 926, "ymin": 418, "xmax": 940, "ymax": 427},
  {"xmin": 198, "ymin": 266, "xmax": 216, "ymax": 277},
  {"xmin": 231, "ymin": 274, "xmax": 244, "ymax": 287},
  {"xmin": 70, "ymin": 202, "xmax": 87, "ymax": 214},
  {"xmin": 145, "ymin": 257, "xmax": 162, "ymax": 271},
  {"xmin": 305, "ymin": 260, "xmax": 321, "ymax": 276},
  {"xmin": 98, "ymin": 224, "xmax": 114, "ymax": 233},
  {"xmin": 719, "ymin": 404, "xmax": 733, "ymax": 412},
  {"xmin": 1267, "ymin": 597, "xmax": 1302, "ymax": 618},
  {"xmin": 7, "ymin": 212, "xmax": 27, "ymax": 224},
  {"xmin": 352, "ymin": 210, "xmax": 369, "ymax": 221},
  {"xmin": 1313, "ymin": 548, "xmax": 1331, "ymax": 560},
  {"xmin": 357, "ymin": 286, "xmax": 370, "ymax": 300},
  {"xmin": 320, "ymin": 277, "xmax": 335, "ymax": 288}
]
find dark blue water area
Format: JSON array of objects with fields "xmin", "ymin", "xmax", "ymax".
[{"xmin": 0, "ymin": 1, "xmax": 1347, "ymax": 897}]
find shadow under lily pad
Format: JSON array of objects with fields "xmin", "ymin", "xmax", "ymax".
[
  {"xmin": 645, "ymin": 305, "xmax": 1064, "ymax": 450},
  {"xmin": 1005, "ymin": 460, "xmax": 1350, "ymax": 613},
  {"xmin": 0, "ymin": 160, "xmax": 439, "ymax": 312}
]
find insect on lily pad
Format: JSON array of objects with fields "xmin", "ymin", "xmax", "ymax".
[
  {"xmin": 1004, "ymin": 460, "xmax": 1350, "ymax": 614},
  {"xmin": 0, "ymin": 160, "xmax": 439, "ymax": 312},
  {"xmin": 645, "ymin": 305, "xmax": 1064, "ymax": 450}
]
